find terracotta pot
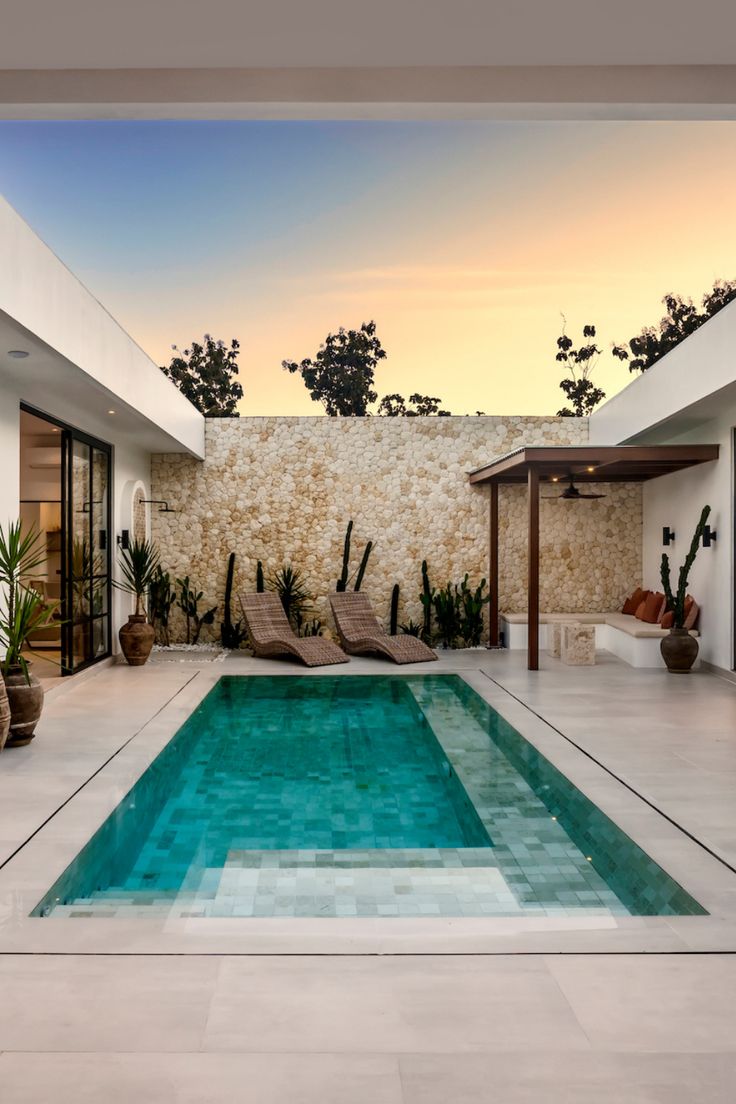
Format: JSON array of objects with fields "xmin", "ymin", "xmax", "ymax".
[
  {"xmin": 0, "ymin": 676, "xmax": 11, "ymax": 752},
  {"xmin": 660, "ymin": 627, "xmax": 699, "ymax": 673},
  {"xmin": 3, "ymin": 664, "xmax": 45, "ymax": 747},
  {"xmin": 119, "ymin": 613, "xmax": 155, "ymax": 666}
]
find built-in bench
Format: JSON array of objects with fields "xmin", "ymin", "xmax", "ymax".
[{"xmin": 500, "ymin": 612, "xmax": 699, "ymax": 669}]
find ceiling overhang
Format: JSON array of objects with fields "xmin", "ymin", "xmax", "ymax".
[{"xmin": 468, "ymin": 445, "xmax": 721, "ymax": 485}]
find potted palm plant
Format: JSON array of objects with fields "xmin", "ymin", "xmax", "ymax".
[
  {"xmin": 0, "ymin": 521, "xmax": 61, "ymax": 747},
  {"xmin": 660, "ymin": 504, "xmax": 710, "ymax": 673},
  {"xmin": 114, "ymin": 538, "xmax": 160, "ymax": 666}
]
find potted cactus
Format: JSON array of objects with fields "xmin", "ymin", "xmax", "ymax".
[
  {"xmin": 114, "ymin": 538, "xmax": 160, "ymax": 666},
  {"xmin": 660, "ymin": 505, "xmax": 710, "ymax": 673}
]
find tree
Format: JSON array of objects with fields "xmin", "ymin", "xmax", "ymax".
[
  {"xmin": 377, "ymin": 392, "xmax": 452, "ymax": 417},
  {"xmin": 555, "ymin": 320, "xmax": 606, "ymax": 417},
  {"xmin": 282, "ymin": 321, "xmax": 385, "ymax": 415},
  {"xmin": 160, "ymin": 335, "xmax": 243, "ymax": 416},
  {"xmin": 613, "ymin": 279, "xmax": 736, "ymax": 373}
]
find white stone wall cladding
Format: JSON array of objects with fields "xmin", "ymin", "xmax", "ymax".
[{"xmin": 151, "ymin": 416, "xmax": 640, "ymax": 644}]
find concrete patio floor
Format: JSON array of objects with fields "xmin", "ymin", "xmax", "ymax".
[{"xmin": 0, "ymin": 649, "xmax": 734, "ymax": 1101}]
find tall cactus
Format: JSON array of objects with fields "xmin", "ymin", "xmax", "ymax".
[
  {"xmin": 661, "ymin": 504, "xmax": 711, "ymax": 628},
  {"xmin": 336, "ymin": 520, "xmax": 353, "ymax": 591},
  {"xmin": 389, "ymin": 583, "xmax": 400, "ymax": 636},
  {"xmin": 256, "ymin": 560, "xmax": 264, "ymax": 593},
  {"xmin": 420, "ymin": 559, "xmax": 434, "ymax": 642},
  {"xmin": 220, "ymin": 552, "xmax": 247, "ymax": 648},
  {"xmin": 353, "ymin": 540, "xmax": 373, "ymax": 591}
]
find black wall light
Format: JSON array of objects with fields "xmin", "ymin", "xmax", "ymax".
[
  {"xmin": 141, "ymin": 499, "xmax": 177, "ymax": 513},
  {"xmin": 702, "ymin": 524, "xmax": 717, "ymax": 547},
  {"xmin": 662, "ymin": 526, "xmax": 675, "ymax": 546},
  {"xmin": 116, "ymin": 529, "xmax": 130, "ymax": 549}
]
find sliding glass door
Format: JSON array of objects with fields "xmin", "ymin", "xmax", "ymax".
[{"xmin": 62, "ymin": 430, "xmax": 112, "ymax": 674}]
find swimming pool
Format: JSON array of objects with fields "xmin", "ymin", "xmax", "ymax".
[{"xmin": 34, "ymin": 674, "xmax": 705, "ymax": 919}]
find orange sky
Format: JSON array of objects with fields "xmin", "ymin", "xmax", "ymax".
[{"xmin": 1, "ymin": 120, "xmax": 734, "ymax": 416}]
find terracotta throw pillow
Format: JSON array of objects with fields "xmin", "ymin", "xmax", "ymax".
[
  {"xmin": 639, "ymin": 591, "xmax": 666, "ymax": 624},
  {"xmin": 622, "ymin": 588, "xmax": 645, "ymax": 615},
  {"xmin": 661, "ymin": 610, "xmax": 674, "ymax": 629},
  {"xmin": 684, "ymin": 596, "xmax": 700, "ymax": 630}
]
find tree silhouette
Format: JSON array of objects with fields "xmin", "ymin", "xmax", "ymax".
[
  {"xmin": 377, "ymin": 393, "xmax": 452, "ymax": 416},
  {"xmin": 613, "ymin": 279, "xmax": 736, "ymax": 373},
  {"xmin": 160, "ymin": 335, "xmax": 243, "ymax": 416},
  {"xmin": 283, "ymin": 321, "xmax": 384, "ymax": 416},
  {"xmin": 554, "ymin": 321, "xmax": 606, "ymax": 417}
]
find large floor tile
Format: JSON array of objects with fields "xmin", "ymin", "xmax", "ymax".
[
  {"xmin": 545, "ymin": 953, "xmax": 736, "ymax": 1052},
  {"xmin": 398, "ymin": 1051, "xmax": 736, "ymax": 1103},
  {"xmin": 0, "ymin": 1052, "xmax": 403, "ymax": 1104},
  {"xmin": 0, "ymin": 955, "xmax": 220, "ymax": 1052},
  {"xmin": 203, "ymin": 955, "xmax": 590, "ymax": 1053}
]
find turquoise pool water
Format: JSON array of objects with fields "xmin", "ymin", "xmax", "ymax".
[{"xmin": 35, "ymin": 674, "xmax": 705, "ymax": 919}]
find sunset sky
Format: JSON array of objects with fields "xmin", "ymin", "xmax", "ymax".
[{"xmin": 1, "ymin": 119, "xmax": 734, "ymax": 416}]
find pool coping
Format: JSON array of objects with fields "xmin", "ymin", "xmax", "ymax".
[{"xmin": 0, "ymin": 656, "xmax": 735, "ymax": 954}]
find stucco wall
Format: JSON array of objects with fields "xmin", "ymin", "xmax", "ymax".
[{"xmin": 151, "ymin": 416, "xmax": 642, "ymax": 642}]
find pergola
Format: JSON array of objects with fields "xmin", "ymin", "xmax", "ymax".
[{"xmin": 468, "ymin": 445, "xmax": 720, "ymax": 671}]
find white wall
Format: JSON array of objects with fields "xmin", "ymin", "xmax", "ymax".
[
  {"xmin": 641, "ymin": 413, "xmax": 732, "ymax": 670},
  {"xmin": 590, "ymin": 302, "xmax": 736, "ymax": 672}
]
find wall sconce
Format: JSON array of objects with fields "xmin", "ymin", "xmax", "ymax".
[
  {"xmin": 702, "ymin": 524, "xmax": 717, "ymax": 547},
  {"xmin": 116, "ymin": 529, "xmax": 130, "ymax": 549},
  {"xmin": 141, "ymin": 499, "xmax": 177, "ymax": 513},
  {"xmin": 662, "ymin": 526, "xmax": 675, "ymax": 546}
]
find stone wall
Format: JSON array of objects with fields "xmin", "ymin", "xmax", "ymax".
[{"xmin": 151, "ymin": 416, "xmax": 642, "ymax": 642}]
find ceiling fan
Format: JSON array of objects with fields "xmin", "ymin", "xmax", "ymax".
[{"xmin": 544, "ymin": 476, "xmax": 606, "ymax": 501}]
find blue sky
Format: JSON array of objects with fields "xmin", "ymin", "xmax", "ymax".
[{"xmin": 1, "ymin": 120, "xmax": 734, "ymax": 414}]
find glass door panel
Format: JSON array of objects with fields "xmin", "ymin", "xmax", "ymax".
[{"xmin": 62, "ymin": 432, "xmax": 112, "ymax": 674}]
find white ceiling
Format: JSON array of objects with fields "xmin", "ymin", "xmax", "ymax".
[{"xmin": 3, "ymin": 1, "xmax": 736, "ymax": 69}]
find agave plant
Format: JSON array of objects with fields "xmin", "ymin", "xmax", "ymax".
[
  {"xmin": 114, "ymin": 538, "xmax": 160, "ymax": 617},
  {"xmin": 267, "ymin": 563, "xmax": 313, "ymax": 629},
  {"xmin": 0, "ymin": 521, "xmax": 60, "ymax": 683}
]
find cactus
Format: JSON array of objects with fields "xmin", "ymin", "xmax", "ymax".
[
  {"xmin": 458, "ymin": 574, "xmax": 490, "ymax": 647},
  {"xmin": 353, "ymin": 540, "xmax": 373, "ymax": 591},
  {"xmin": 336, "ymin": 520, "xmax": 353, "ymax": 591},
  {"xmin": 389, "ymin": 583, "xmax": 400, "ymax": 636},
  {"xmin": 420, "ymin": 559, "xmax": 434, "ymax": 642},
  {"xmin": 256, "ymin": 560, "xmax": 264, "ymax": 593},
  {"xmin": 220, "ymin": 552, "xmax": 247, "ymax": 649},
  {"xmin": 661, "ymin": 504, "xmax": 710, "ymax": 628}
]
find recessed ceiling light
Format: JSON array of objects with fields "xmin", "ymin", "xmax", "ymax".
[
  {"xmin": 587, "ymin": 466, "xmax": 596, "ymax": 472},
  {"xmin": 7, "ymin": 349, "xmax": 29, "ymax": 359},
  {"xmin": 51, "ymin": 428, "xmax": 60, "ymax": 433},
  {"xmin": 551, "ymin": 477, "xmax": 558, "ymax": 483},
  {"xmin": 107, "ymin": 409, "xmax": 116, "ymax": 415}
]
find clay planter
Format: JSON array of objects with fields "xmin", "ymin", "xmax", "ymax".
[
  {"xmin": 3, "ymin": 664, "xmax": 45, "ymax": 747},
  {"xmin": 0, "ymin": 676, "xmax": 11, "ymax": 752},
  {"xmin": 660, "ymin": 627, "xmax": 699, "ymax": 673},
  {"xmin": 119, "ymin": 613, "xmax": 155, "ymax": 666}
]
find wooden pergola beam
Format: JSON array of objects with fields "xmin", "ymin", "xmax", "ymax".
[
  {"xmin": 488, "ymin": 482, "xmax": 499, "ymax": 647},
  {"xmin": 528, "ymin": 466, "xmax": 540, "ymax": 671}
]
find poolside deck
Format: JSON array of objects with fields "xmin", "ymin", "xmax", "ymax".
[{"xmin": 0, "ymin": 649, "xmax": 734, "ymax": 1100}]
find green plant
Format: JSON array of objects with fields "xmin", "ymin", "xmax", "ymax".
[
  {"xmin": 432, "ymin": 582, "xmax": 462, "ymax": 649},
  {"xmin": 399, "ymin": 619, "xmax": 422, "ymax": 637},
  {"xmin": 389, "ymin": 583, "xmax": 400, "ymax": 636},
  {"xmin": 458, "ymin": 574, "xmax": 490, "ymax": 647},
  {"xmin": 160, "ymin": 334, "xmax": 243, "ymax": 416},
  {"xmin": 256, "ymin": 560, "xmax": 265, "ymax": 593},
  {"xmin": 299, "ymin": 618, "xmax": 324, "ymax": 638},
  {"xmin": 0, "ymin": 521, "xmax": 59, "ymax": 682},
  {"xmin": 267, "ymin": 564, "xmax": 313, "ymax": 630},
  {"xmin": 114, "ymin": 538, "xmax": 160, "ymax": 617},
  {"xmin": 661, "ymin": 505, "xmax": 711, "ymax": 628},
  {"xmin": 335, "ymin": 520, "xmax": 373, "ymax": 592},
  {"xmin": 176, "ymin": 576, "xmax": 217, "ymax": 644},
  {"xmin": 420, "ymin": 559, "xmax": 434, "ymax": 642},
  {"xmin": 336, "ymin": 521, "xmax": 352, "ymax": 591},
  {"xmin": 220, "ymin": 552, "xmax": 247, "ymax": 649},
  {"xmin": 149, "ymin": 565, "xmax": 177, "ymax": 646}
]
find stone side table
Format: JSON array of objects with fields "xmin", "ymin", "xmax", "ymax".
[
  {"xmin": 548, "ymin": 620, "xmax": 578, "ymax": 658},
  {"xmin": 561, "ymin": 623, "xmax": 596, "ymax": 666}
]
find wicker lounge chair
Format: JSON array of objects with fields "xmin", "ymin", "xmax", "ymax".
[
  {"xmin": 239, "ymin": 592, "xmax": 348, "ymax": 667},
  {"xmin": 330, "ymin": 592, "xmax": 437, "ymax": 664}
]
